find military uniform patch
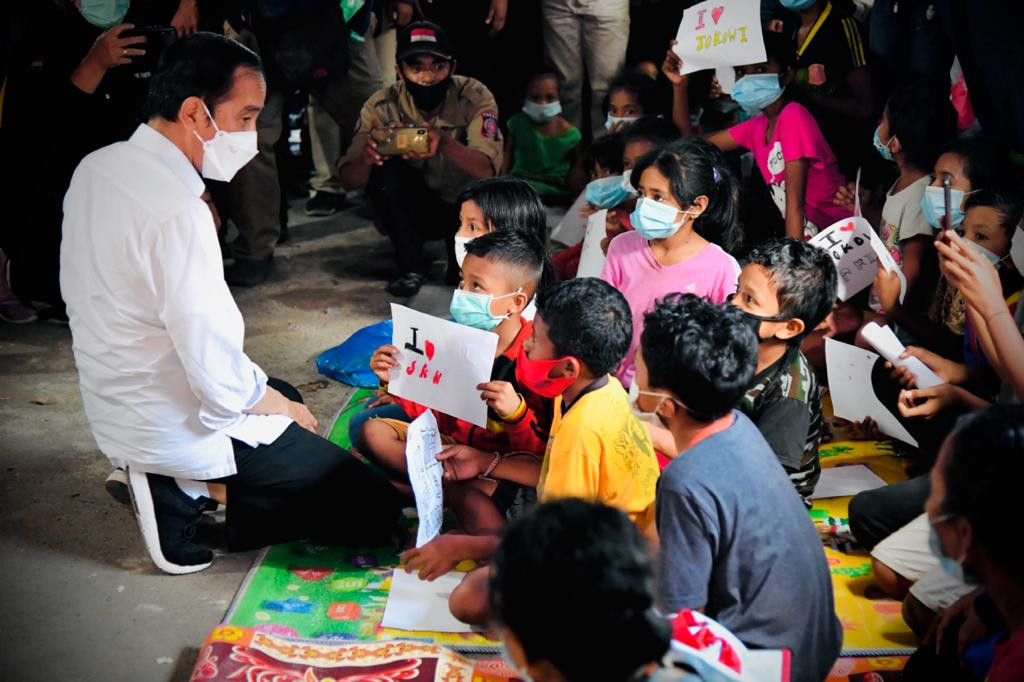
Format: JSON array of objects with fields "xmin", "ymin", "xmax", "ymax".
[{"xmin": 481, "ymin": 111, "xmax": 499, "ymax": 140}]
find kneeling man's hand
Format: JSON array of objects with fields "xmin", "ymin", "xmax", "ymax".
[{"xmin": 288, "ymin": 401, "xmax": 318, "ymax": 432}]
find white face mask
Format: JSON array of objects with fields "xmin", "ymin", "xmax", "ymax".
[
  {"xmin": 628, "ymin": 381, "xmax": 670, "ymax": 426},
  {"xmin": 454, "ymin": 236, "xmax": 472, "ymax": 268},
  {"xmin": 970, "ymin": 240, "xmax": 1007, "ymax": 268},
  {"xmin": 192, "ymin": 101, "xmax": 259, "ymax": 182},
  {"xmin": 1010, "ymin": 226, "xmax": 1024, "ymax": 274}
]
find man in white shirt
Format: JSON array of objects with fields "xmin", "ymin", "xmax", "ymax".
[{"xmin": 61, "ymin": 33, "xmax": 403, "ymax": 574}]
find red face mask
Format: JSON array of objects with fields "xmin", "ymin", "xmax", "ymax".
[{"xmin": 515, "ymin": 345, "xmax": 578, "ymax": 398}]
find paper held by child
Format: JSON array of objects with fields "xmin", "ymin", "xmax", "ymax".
[
  {"xmin": 576, "ymin": 208, "xmax": 609, "ymax": 278},
  {"xmin": 380, "ymin": 569, "xmax": 471, "ymax": 633},
  {"xmin": 388, "ymin": 304, "xmax": 498, "ymax": 428},
  {"xmin": 550, "ymin": 190, "xmax": 589, "ymax": 247},
  {"xmin": 809, "ymin": 216, "xmax": 906, "ymax": 303},
  {"xmin": 405, "ymin": 411, "xmax": 444, "ymax": 548},
  {"xmin": 861, "ymin": 322, "xmax": 945, "ymax": 390},
  {"xmin": 672, "ymin": 0, "xmax": 766, "ymax": 75},
  {"xmin": 810, "ymin": 464, "xmax": 887, "ymax": 500},
  {"xmin": 825, "ymin": 338, "xmax": 919, "ymax": 447}
]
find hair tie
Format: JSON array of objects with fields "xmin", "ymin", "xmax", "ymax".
[{"xmin": 712, "ymin": 166, "xmax": 721, "ymax": 184}]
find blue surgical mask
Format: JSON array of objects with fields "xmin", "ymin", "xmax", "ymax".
[
  {"xmin": 449, "ymin": 287, "xmax": 522, "ymax": 331},
  {"xmin": 605, "ymin": 114, "xmax": 640, "ymax": 131},
  {"xmin": 873, "ymin": 126, "xmax": 895, "ymax": 162},
  {"xmin": 920, "ymin": 185, "xmax": 966, "ymax": 230},
  {"xmin": 928, "ymin": 523, "xmax": 979, "ymax": 586},
  {"xmin": 585, "ymin": 173, "xmax": 633, "ymax": 208},
  {"xmin": 630, "ymin": 197, "xmax": 690, "ymax": 240},
  {"xmin": 523, "ymin": 99, "xmax": 562, "ymax": 124},
  {"xmin": 779, "ymin": 0, "xmax": 818, "ymax": 9},
  {"xmin": 730, "ymin": 74, "xmax": 784, "ymax": 114},
  {"xmin": 79, "ymin": 0, "xmax": 130, "ymax": 28}
]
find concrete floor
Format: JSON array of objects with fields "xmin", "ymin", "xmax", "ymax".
[{"xmin": 0, "ymin": 202, "xmax": 445, "ymax": 681}]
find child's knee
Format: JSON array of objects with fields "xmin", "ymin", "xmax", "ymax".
[
  {"xmin": 870, "ymin": 556, "xmax": 912, "ymax": 599},
  {"xmin": 360, "ymin": 420, "xmax": 400, "ymax": 461},
  {"xmin": 449, "ymin": 569, "xmax": 491, "ymax": 626}
]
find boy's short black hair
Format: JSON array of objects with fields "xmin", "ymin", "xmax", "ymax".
[
  {"xmin": 621, "ymin": 115, "xmax": 680, "ymax": 149},
  {"xmin": 965, "ymin": 187, "xmax": 1024, "ymax": 239},
  {"xmin": 744, "ymin": 238, "xmax": 838, "ymax": 331},
  {"xmin": 146, "ymin": 32, "xmax": 263, "ymax": 121},
  {"xmin": 464, "ymin": 229, "xmax": 550, "ymax": 293},
  {"xmin": 885, "ymin": 80, "xmax": 957, "ymax": 173},
  {"xmin": 526, "ymin": 67, "xmax": 561, "ymax": 89},
  {"xmin": 763, "ymin": 30, "xmax": 796, "ymax": 72},
  {"xmin": 584, "ymin": 134, "xmax": 625, "ymax": 175},
  {"xmin": 535, "ymin": 278, "xmax": 632, "ymax": 377},
  {"xmin": 641, "ymin": 294, "xmax": 757, "ymax": 422},
  {"xmin": 490, "ymin": 499, "xmax": 670, "ymax": 681}
]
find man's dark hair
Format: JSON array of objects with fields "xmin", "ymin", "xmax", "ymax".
[
  {"xmin": 641, "ymin": 293, "xmax": 757, "ymax": 422},
  {"xmin": 464, "ymin": 229, "xmax": 551, "ymax": 292},
  {"xmin": 744, "ymin": 238, "xmax": 838, "ymax": 331},
  {"xmin": 490, "ymin": 499, "xmax": 670, "ymax": 681},
  {"xmin": 535, "ymin": 278, "xmax": 632, "ymax": 377},
  {"xmin": 885, "ymin": 80, "xmax": 957, "ymax": 173},
  {"xmin": 146, "ymin": 32, "xmax": 263, "ymax": 121},
  {"xmin": 942, "ymin": 405, "xmax": 1024, "ymax": 576},
  {"xmin": 632, "ymin": 137, "xmax": 741, "ymax": 251},
  {"xmin": 584, "ymin": 134, "xmax": 625, "ymax": 176}
]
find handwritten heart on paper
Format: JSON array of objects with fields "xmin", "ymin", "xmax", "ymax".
[
  {"xmin": 425, "ymin": 340, "xmax": 435, "ymax": 361},
  {"xmin": 840, "ymin": 221, "xmax": 855, "ymax": 232},
  {"xmin": 711, "ymin": 6, "xmax": 725, "ymax": 24}
]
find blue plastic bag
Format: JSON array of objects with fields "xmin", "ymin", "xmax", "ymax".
[{"xmin": 316, "ymin": 320, "xmax": 393, "ymax": 388}]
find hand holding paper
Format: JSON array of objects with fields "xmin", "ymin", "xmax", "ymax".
[
  {"xmin": 860, "ymin": 322, "xmax": 944, "ymax": 389},
  {"xmin": 672, "ymin": 0, "xmax": 766, "ymax": 75},
  {"xmin": 809, "ymin": 216, "xmax": 906, "ymax": 303}
]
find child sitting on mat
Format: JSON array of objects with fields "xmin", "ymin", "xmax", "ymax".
[
  {"xmin": 729, "ymin": 238, "xmax": 837, "ymax": 503},
  {"xmin": 359, "ymin": 231, "xmax": 552, "ymax": 516},
  {"xmin": 501, "ymin": 69, "xmax": 586, "ymax": 202},
  {"xmin": 443, "ymin": 277, "xmax": 660, "ymax": 625}
]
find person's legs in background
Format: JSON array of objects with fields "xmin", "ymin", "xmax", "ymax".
[
  {"xmin": 365, "ymin": 159, "xmax": 456, "ymax": 296},
  {"xmin": 848, "ymin": 474, "xmax": 931, "ymax": 551},
  {"xmin": 580, "ymin": 0, "xmax": 629, "ymax": 139},
  {"xmin": 310, "ymin": 16, "xmax": 384, "ymax": 216},
  {"xmin": 542, "ymin": 0, "xmax": 584, "ymax": 130},
  {"xmin": 226, "ymin": 89, "xmax": 286, "ymax": 287}
]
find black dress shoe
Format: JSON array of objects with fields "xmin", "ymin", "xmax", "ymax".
[
  {"xmin": 305, "ymin": 191, "xmax": 349, "ymax": 217},
  {"xmin": 225, "ymin": 257, "xmax": 273, "ymax": 287},
  {"xmin": 387, "ymin": 272, "xmax": 426, "ymax": 297}
]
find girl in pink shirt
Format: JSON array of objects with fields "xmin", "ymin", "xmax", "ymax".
[
  {"xmin": 601, "ymin": 137, "xmax": 741, "ymax": 387},
  {"xmin": 702, "ymin": 31, "xmax": 848, "ymax": 239}
]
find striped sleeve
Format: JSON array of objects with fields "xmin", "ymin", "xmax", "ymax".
[{"xmin": 840, "ymin": 17, "xmax": 867, "ymax": 68}]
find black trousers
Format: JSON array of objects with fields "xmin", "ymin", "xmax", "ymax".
[
  {"xmin": 849, "ymin": 473, "xmax": 931, "ymax": 551},
  {"xmin": 366, "ymin": 159, "xmax": 456, "ymax": 275},
  {"xmin": 210, "ymin": 380, "xmax": 404, "ymax": 552}
]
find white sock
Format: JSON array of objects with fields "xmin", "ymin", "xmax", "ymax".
[{"xmin": 174, "ymin": 478, "xmax": 210, "ymax": 501}]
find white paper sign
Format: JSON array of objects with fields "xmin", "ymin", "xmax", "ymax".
[
  {"xmin": 576, "ymin": 208, "xmax": 609, "ymax": 278},
  {"xmin": 389, "ymin": 304, "xmax": 498, "ymax": 428},
  {"xmin": 715, "ymin": 65, "xmax": 736, "ymax": 94},
  {"xmin": 825, "ymin": 338, "xmax": 918, "ymax": 447},
  {"xmin": 809, "ymin": 216, "xmax": 906, "ymax": 302},
  {"xmin": 550, "ymin": 190, "xmax": 589, "ymax": 247},
  {"xmin": 405, "ymin": 411, "xmax": 444, "ymax": 547},
  {"xmin": 673, "ymin": 0, "xmax": 766, "ymax": 75},
  {"xmin": 861, "ymin": 322, "xmax": 944, "ymax": 390},
  {"xmin": 381, "ymin": 570, "xmax": 470, "ymax": 633},
  {"xmin": 810, "ymin": 464, "xmax": 887, "ymax": 500}
]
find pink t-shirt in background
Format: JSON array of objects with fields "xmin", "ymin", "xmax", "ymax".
[
  {"xmin": 728, "ymin": 101, "xmax": 847, "ymax": 234},
  {"xmin": 601, "ymin": 231, "xmax": 740, "ymax": 387}
]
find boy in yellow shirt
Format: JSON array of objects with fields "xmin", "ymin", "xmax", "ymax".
[{"xmin": 443, "ymin": 277, "xmax": 659, "ymax": 624}]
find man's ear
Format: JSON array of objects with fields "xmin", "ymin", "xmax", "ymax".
[
  {"xmin": 776, "ymin": 317, "xmax": 805, "ymax": 341},
  {"xmin": 180, "ymin": 95, "xmax": 207, "ymax": 131}
]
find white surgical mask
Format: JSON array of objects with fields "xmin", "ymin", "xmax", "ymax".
[
  {"xmin": 454, "ymin": 236, "xmax": 472, "ymax": 268},
  {"xmin": 192, "ymin": 101, "xmax": 259, "ymax": 182},
  {"xmin": 628, "ymin": 382, "xmax": 670, "ymax": 425},
  {"xmin": 970, "ymin": 240, "xmax": 1007, "ymax": 268},
  {"xmin": 1010, "ymin": 226, "xmax": 1024, "ymax": 274},
  {"xmin": 605, "ymin": 114, "xmax": 640, "ymax": 131}
]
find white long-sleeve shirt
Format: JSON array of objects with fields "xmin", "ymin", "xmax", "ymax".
[{"xmin": 61, "ymin": 124, "xmax": 289, "ymax": 480}]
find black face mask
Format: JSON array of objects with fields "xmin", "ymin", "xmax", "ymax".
[
  {"xmin": 403, "ymin": 73, "xmax": 453, "ymax": 113},
  {"xmin": 730, "ymin": 297, "xmax": 792, "ymax": 343}
]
